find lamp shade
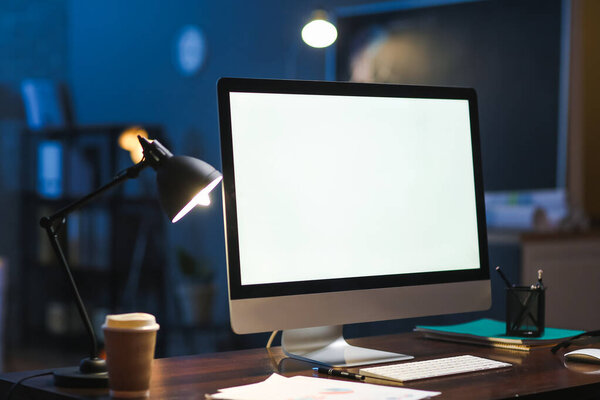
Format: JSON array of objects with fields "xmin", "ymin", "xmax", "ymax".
[{"xmin": 155, "ymin": 155, "xmax": 223, "ymax": 223}]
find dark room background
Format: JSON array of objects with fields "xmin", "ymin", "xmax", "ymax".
[{"xmin": 1, "ymin": 0, "xmax": 593, "ymax": 372}]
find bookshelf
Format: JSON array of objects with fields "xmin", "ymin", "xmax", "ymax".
[{"xmin": 17, "ymin": 125, "xmax": 168, "ymax": 354}]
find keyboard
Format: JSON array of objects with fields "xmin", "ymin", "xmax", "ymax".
[{"xmin": 359, "ymin": 355, "xmax": 511, "ymax": 382}]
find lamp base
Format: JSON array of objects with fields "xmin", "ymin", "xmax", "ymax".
[
  {"xmin": 53, "ymin": 357, "xmax": 108, "ymax": 388},
  {"xmin": 53, "ymin": 367, "xmax": 108, "ymax": 388}
]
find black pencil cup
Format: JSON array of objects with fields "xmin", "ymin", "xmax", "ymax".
[{"xmin": 505, "ymin": 286, "xmax": 545, "ymax": 337}]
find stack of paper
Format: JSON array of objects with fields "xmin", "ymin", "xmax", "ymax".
[
  {"xmin": 206, "ymin": 373, "xmax": 440, "ymax": 399},
  {"xmin": 415, "ymin": 318, "xmax": 584, "ymax": 351}
]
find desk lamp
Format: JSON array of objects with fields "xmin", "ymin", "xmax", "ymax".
[{"xmin": 39, "ymin": 136, "xmax": 222, "ymax": 387}]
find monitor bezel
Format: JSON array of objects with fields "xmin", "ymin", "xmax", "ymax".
[{"xmin": 217, "ymin": 77, "xmax": 489, "ymax": 301}]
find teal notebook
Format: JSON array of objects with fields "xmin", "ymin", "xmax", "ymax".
[{"xmin": 415, "ymin": 318, "xmax": 585, "ymax": 351}]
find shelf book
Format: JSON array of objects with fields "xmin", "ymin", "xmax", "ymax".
[{"xmin": 415, "ymin": 318, "xmax": 585, "ymax": 351}]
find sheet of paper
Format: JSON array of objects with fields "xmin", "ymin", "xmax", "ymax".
[{"xmin": 206, "ymin": 373, "xmax": 440, "ymax": 400}]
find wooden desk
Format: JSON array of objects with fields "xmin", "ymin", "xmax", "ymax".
[{"xmin": 1, "ymin": 332, "xmax": 600, "ymax": 399}]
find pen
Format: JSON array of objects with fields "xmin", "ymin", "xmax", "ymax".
[
  {"xmin": 536, "ymin": 268, "xmax": 544, "ymax": 289},
  {"xmin": 495, "ymin": 266, "xmax": 514, "ymax": 288},
  {"xmin": 313, "ymin": 367, "xmax": 365, "ymax": 381}
]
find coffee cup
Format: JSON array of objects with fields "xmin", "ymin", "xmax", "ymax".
[{"xmin": 102, "ymin": 313, "xmax": 160, "ymax": 398}]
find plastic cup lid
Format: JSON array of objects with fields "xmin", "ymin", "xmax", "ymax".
[{"xmin": 102, "ymin": 312, "xmax": 159, "ymax": 330}]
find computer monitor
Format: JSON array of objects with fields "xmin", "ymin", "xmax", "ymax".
[{"xmin": 217, "ymin": 78, "xmax": 491, "ymax": 367}]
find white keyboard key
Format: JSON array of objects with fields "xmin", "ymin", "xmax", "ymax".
[{"xmin": 359, "ymin": 355, "xmax": 511, "ymax": 382}]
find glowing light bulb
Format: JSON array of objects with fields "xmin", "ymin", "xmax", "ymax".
[
  {"xmin": 302, "ymin": 12, "xmax": 337, "ymax": 48},
  {"xmin": 171, "ymin": 175, "xmax": 223, "ymax": 223}
]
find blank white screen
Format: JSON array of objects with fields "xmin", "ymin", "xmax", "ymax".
[{"xmin": 229, "ymin": 92, "xmax": 480, "ymax": 286}]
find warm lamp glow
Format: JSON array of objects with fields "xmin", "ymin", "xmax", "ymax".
[
  {"xmin": 301, "ymin": 11, "xmax": 337, "ymax": 48},
  {"xmin": 119, "ymin": 127, "xmax": 149, "ymax": 163},
  {"xmin": 171, "ymin": 175, "xmax": 223, "ymax": 223}
]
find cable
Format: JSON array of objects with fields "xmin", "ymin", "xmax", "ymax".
[
  {"xmin": 4, "ymin": 371, "xmax": 52, "ymax": 400},
  {"xmin": 266, "ymin": 330, "xmax": 279, "ymax": 349}
]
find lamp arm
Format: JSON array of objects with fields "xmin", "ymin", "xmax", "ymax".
[
  {"xmin": 42, "ymin": 223, "xmax": 100, "ymax": 360},
  {"xmin": 38, "ymin": 160, "xmax": 149, "ymax": 363},
  {"xmin": 42, "ymin": 160, "xmax": 149, "ymax": 228}
]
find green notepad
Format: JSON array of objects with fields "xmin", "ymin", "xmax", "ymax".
[{"xmin": 415, "ymin": 318, "xmax": 584, "ymax": 351}]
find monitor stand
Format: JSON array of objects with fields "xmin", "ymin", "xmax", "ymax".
[{"xmin": 281, "ymin": 325, "xmax": 413, "ymax": 367}]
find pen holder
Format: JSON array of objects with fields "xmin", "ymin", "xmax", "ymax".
[{"xmin": 505, "ymin": 286, "xmax": 545, "ymax": 337}]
